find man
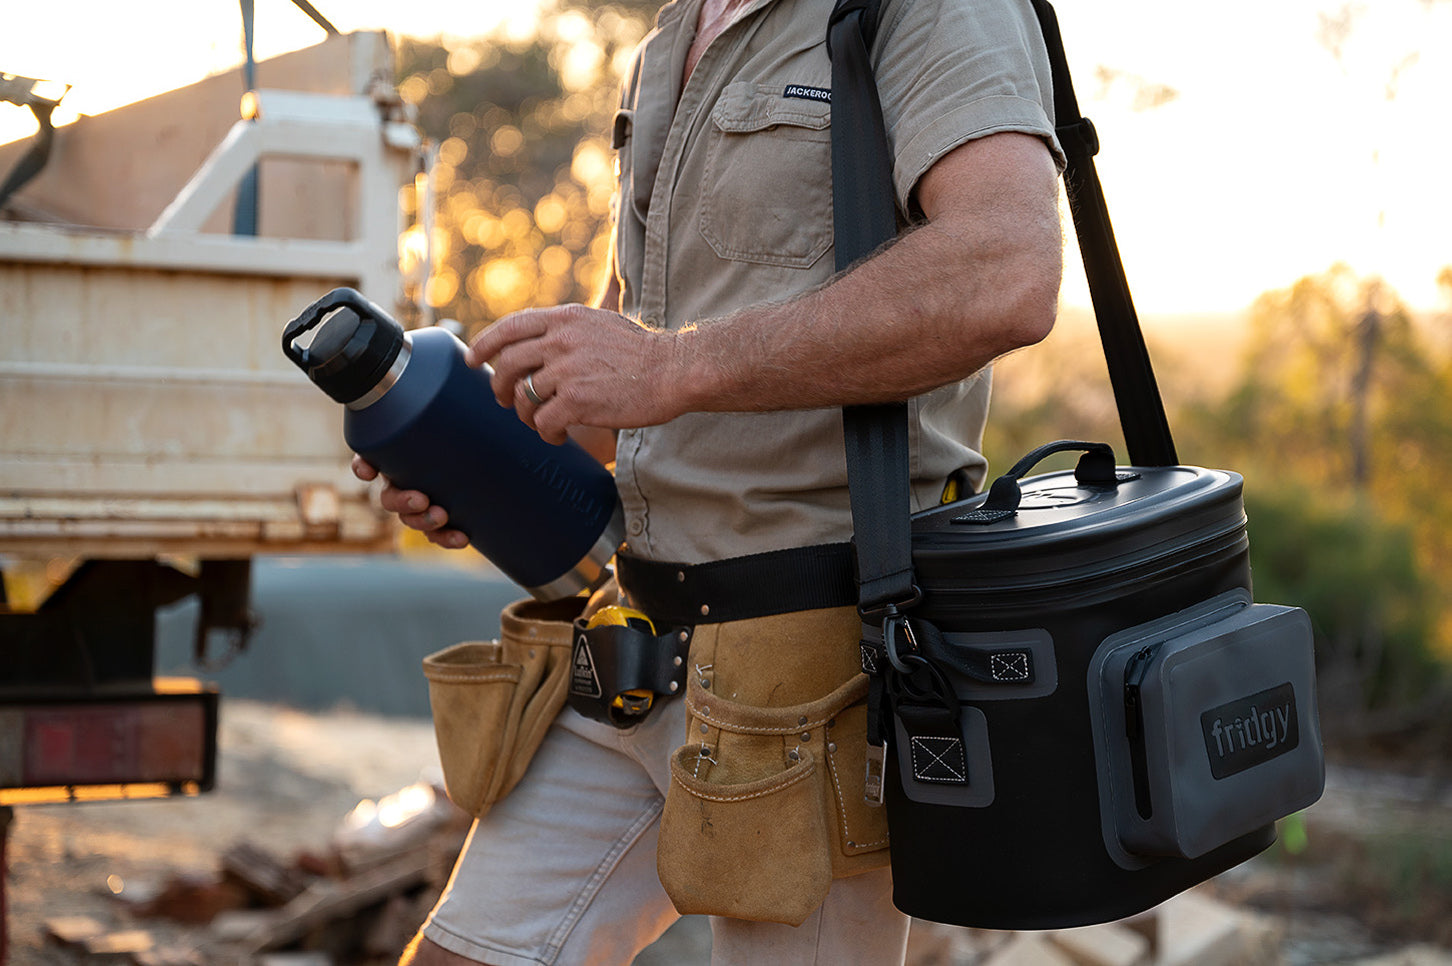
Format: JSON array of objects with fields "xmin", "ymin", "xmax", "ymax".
[{"xmin": 358, "ymin": 0, "xmax": 1063, "ymax": 961}]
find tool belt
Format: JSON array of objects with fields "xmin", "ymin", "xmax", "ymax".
[
  {"xmin": 566, "ymin": 545, "xmax": 859, "ymax": 728},
  {"xmin": 617, "ymin": 546, "xmax": 887, "ymax": 927}
]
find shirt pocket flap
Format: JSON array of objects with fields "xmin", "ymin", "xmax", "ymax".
[{"xmin": 710, "ymin": 82, "xmax": 832, "ymax": 135}]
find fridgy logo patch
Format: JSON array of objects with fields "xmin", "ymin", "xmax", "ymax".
[
  {"xmin": 784, "ymin": 84, "xmax": 831, "ymax": 103},
  {"xmin": 1201, "ymin": 682, "xmax": 1299, "ymax": 779}
]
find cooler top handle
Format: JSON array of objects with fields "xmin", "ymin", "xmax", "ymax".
[
  {"xmin": 958, "ymin": 440, "xmax": 1119, "ymax": 524},
  {"xmin": 1003, "ymin": 439, "xmax": 1117, "ymax": 485}
]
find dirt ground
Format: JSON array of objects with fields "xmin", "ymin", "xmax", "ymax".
[
  {"xmin": 6, "ymin": 700, "xmax": 1452, "ymax": 966},
  {"xmin": 3, "ymin": 701, "xmax": 447, "ymax": 965}
]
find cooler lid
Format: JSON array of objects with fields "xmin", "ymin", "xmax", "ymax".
[{"xmin": 910, "ymin": 441, "xmax": 1246, "ymax": 583}]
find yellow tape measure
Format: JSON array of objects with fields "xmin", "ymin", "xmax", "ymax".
[{"xmin": 585, "ymin": 605, "xmax": 657, "ymax": 716}]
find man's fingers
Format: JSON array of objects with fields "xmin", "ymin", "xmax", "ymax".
[
  {"xmin": 428, "ymin": 529, "xmax": 470, "ymax": 550},
  {"xmin": 467, "ymin": 309, "xmax": 548, "ymax": 369},
  {"xmin": 378, "ymin": 483, "xmax": 433, "ymax": 516},
  {"xmin": 399, "ymin": 506, "xmax": 449, "ymax": 532},
  {"xmin": 351, "ymin": 455, "xmax": 379, "ymax": 482}
]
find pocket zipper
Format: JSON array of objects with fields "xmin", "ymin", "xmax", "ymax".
[{"xmin": 1123, "ymin": 643, "xmax": 1162, "ymax": 820}]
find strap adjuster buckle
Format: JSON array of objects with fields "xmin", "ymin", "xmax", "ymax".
[{"xmin": 857, "ymin": 584, "xmax": 922, "ymax": 623}]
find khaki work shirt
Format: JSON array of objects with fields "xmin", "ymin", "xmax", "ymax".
[{"xmin": 611, "ymin": 0, "xmax": 1062, "ymax": 564}]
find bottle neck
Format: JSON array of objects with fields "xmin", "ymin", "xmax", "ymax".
[{"xmin": 345, "ymin": 333, "xmax": 413, "ymax": 411}]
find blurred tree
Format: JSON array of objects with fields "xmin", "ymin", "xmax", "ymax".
[
  {"xmin": 1189, "ymin": 267, "xmax": 1452, "ymax": 566},
  {"xmin": 1201, "ymin": 265, "xmax": 1447, "ymax": 490},
  {"xmin": 392, "ymin": 0, "xmax": 660, "ymax": 333},
  {"xmin": 979, "ymin": 311, "xmax": 1124, "ymax": 473}
]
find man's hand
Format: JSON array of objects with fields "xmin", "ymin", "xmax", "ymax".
[
  {"xmin": 467, "ymin": 131, "xmax": 1059, "ymax": 437},
  {"xmin": 466, "ymin": 305, "xmax": 685, "ymax": 445},
  {"xmin": 351, "ymin": 456, "xmax": 469, "ymax": 550}
]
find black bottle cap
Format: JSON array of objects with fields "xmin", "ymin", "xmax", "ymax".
[{"xmin": 283, "ymin": 288, "xmax": 405, "ymax": 405}]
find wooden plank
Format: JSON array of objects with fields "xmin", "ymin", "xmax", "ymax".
[{"xmin": 246, "ymin": 853, "xmax": 431, "ymax": 954}]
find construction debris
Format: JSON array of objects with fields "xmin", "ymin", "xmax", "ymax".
[
  {"xmin": 35, "ymin": 772, "xmax": 1452, "ymax": 966},
  {"xmin": 125, "ymin": 871, "xmax": 249, "ymax": 925},
  {"xmin": 904, "ymin": 890, "xmax": 1287, "ymax": 966},
  {"xmin": 243, "ymin": 852, "xmax": 433, "ymax": 954},
  {"xmin": 1047, "ymin": 921, "xmax": 1152, "ymax": 966},
  {"xmin": 222, "ymin": 842, "xmax": 314, "ymax": 907},
  {"xmin": 47, "ymin": 779, "xmax": 471, "ymax": 966}
]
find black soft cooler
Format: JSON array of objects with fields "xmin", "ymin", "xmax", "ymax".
[{"xmin": 876, "ymin": 449, "xmax": 1324, "ymax": 929}]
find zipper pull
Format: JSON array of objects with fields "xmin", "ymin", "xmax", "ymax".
[
  {"xmin": 1122, "ymin": 644, "xmax": 1160, "ymax": 739},
  {"xmin": 1123, "ymin": 643, "xmax": 1162, "ymax": 821}
]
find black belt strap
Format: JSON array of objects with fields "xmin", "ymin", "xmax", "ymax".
[{"xmin": 616, "ymin": 544, "xmax": 857, "ymax": 627}]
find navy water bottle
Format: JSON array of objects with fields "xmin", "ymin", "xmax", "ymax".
[{"xmin": 283, "ymin": 288, "xmax": 624, "ymax": 600}]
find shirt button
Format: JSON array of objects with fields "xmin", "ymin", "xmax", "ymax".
[{"xmin": 628, "ymin": 518, "xmax": 645, "ymax": 536}]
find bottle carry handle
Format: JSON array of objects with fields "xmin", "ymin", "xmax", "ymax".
[{"xmin": 282, "ymin": 286, "xmax": 380, "ymax": 367}]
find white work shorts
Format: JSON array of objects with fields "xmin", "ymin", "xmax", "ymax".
[{"xmin": 420, "ymin": 698, "xmax": 911, "ymax": 966}]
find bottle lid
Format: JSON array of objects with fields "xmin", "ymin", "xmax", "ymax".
[{"xmin": 283, "ymin": 288, "xmax": 405, "ymax": 405}]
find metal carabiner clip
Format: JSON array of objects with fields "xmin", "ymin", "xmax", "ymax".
[{"xmin": 883, "ymin": 612, "xmax": 922, "ymax": 675}]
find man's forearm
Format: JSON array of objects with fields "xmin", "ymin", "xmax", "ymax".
[
  {"xmin": 467, "ymin": 132, "xmax": 1062, "ymax": 444},
  {"xmin": 670, "ymin": 132, "xmax": 1062, "ymax": 414}
]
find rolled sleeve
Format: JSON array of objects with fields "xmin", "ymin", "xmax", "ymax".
[{"xmin": 873, "ymin": 0, "xmax": 1067, "ymax": 208}]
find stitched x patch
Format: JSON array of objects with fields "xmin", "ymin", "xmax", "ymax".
[
  {"xmin": 989, "ymin": 650, "xmax": 1031, "ymax": 682},
  {"xmin": 910, "ymin": 735, "xmax": 968, "ymax": 784}
]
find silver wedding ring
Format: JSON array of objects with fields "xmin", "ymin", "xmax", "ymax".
[{"xmin": 523, "ymin": 371, "xmax": 545, "ymax": 406}]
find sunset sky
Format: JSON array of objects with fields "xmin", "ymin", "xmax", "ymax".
[{"xmin": 3, "ymin": 0, "xmax": 1449, "ymax": 316}]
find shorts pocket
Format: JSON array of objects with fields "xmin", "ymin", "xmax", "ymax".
[{"xmin": 699, "ymin": 82, "xmax": 834, "ymax": 268}]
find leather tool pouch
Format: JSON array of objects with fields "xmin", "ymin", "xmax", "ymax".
[
  {"xmin": 421, "ymin": 595, "xmax": 587, "ymax": 818},
  {"xmin": 654, "ymin": 606, "xmax": 891, "ymax": 926}
]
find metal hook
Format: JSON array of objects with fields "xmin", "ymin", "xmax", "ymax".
[{"xmin": 884, "ymin": 614, "xmax": 919, "ymax": 675}]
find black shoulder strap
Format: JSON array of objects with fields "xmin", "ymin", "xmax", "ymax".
[
  {"xmin": 828, "ymin": 0, "xmax": 1178, "ymax": 616},
  {"xmin": 828, "ymin": 0, "xmax": 918, "ymax": 616},
  {"xmin": 1032, "ymin": 0, "xmax": 1178, "ymax": 467}
]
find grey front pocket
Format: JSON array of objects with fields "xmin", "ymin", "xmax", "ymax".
[{"xmin": 1089, "ymin": 591, "xmax": 1325, "ymax": 867}]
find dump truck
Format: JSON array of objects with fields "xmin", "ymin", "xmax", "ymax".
[{"xmin": 0, "ymin": 29, "xmax": 425, "ymax": 810}]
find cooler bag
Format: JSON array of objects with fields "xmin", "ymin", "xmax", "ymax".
[
  {"xmin": 865, "ymin": 440, "xmax": 1324, "ymax": 928},
  {"xmin": 826, "ymin": 0, "xmax": 1325, "ymax": 928}
]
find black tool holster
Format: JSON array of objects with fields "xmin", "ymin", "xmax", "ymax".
[{"xmin": 567, "ymin": 618, "xmax": 692, "ymax": 727}]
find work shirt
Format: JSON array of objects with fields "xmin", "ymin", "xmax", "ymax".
[{"xmin": 611, "ymin": 0, "xmax": 1062, "ymax": 564}]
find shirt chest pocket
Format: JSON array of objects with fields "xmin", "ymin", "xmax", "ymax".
[{"xmin": 698, "ymin": 84, "xmax": 834, "ymax": 269}]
